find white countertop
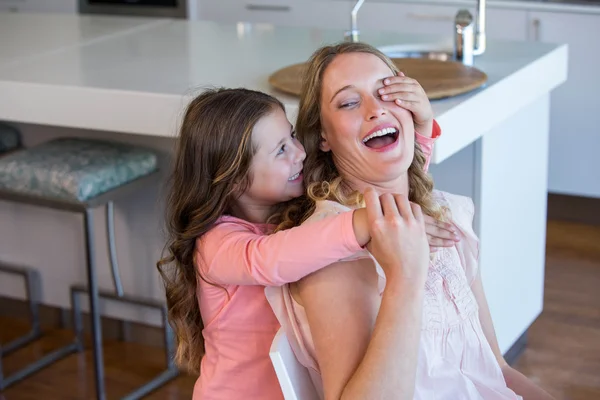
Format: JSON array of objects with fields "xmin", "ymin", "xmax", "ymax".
[
  {"xmin": 0, "ymin": 13, "xmax": 567, "ymax": 163},
  {"xmin": 0, "ymin": 13, "xmax": 167, "ymax": 69}
]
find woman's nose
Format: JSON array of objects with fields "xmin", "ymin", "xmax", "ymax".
[{"xmin": 365, "ymin": 95, "xmax": 386, "ymax": 120}]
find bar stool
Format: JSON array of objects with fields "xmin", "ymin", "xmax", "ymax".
[{"xmin": 0, "ymin": 136, "xmax": 178, "ymax": 399}]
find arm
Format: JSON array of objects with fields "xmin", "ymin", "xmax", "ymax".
[
  {"xmin": 471, "ymin": 270, "xmax": 556, "ymax": 399},
  {"xmin": 197, "ymin": 209, "xmax": 369, "ymax": 286},
  {"xmin": 297, "ymin": 260, "xmax": 424, "ymax": 400},
  {"xmin": 296, "ymin": 191, "xmax": 429, "ymax": 399},
  {"xmin": 379, "ymin": 73, "xmax": 440, "ymax": 172},
  {"xmin": 415, "ymin": 119, "xmax": 442, "ymax": 173}
]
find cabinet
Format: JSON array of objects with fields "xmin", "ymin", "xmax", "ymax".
[
  {"xmin": 199, "ymin": 0, "xmax": 351, "ymax": 30},
  {"xmin": 0, "ymin": 0, "xmax": 76, "ymax": 13},
  {"xmin": 527, "ymin": 11, "xmax": 600, "ymax": 197},
  {"xmin": 358, "ymin": 2, "xmax": 528, "ymax": 42}
]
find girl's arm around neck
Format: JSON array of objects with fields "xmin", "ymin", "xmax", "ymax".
[
  {"xmin": 197, "ymin": 209, "xmax": 370, "ymax": 287},
  {"xmin": 297, "ymin": 259, "xmax": 424, "ymax": 400}
]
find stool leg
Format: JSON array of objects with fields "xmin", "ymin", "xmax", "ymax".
[
  {"xmin": 0, "ymin": 268, "xmax": 41, "ymax": 356},
  {"xmin": 106, "ymin": 201, "xmax": 124, "ymax": 297},
  {"xmin": 106, "ymin": 201, "xmax": 131, "ymax": 341},
  {"xmin": 0, "ymin": 264, "xmax": 78, "ymax": 390},
  {"xmin": 84, "ymin": 208, "xmax": 106, "ymax": 400}
]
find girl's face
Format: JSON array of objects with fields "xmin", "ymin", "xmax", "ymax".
[
  {"xmin": 238, "ymin": 107, "xmax": 306, "ymax": 211},
  {"xmin": 319, "ymin": 52, "xmax": 415, "ymax": 189}
]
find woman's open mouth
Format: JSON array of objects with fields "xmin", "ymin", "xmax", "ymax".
[{"xmin": 362, "ymin": 127, "xmax": 400, "ymax": 152}]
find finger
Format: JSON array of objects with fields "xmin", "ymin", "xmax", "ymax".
[
  {"xmin": 427, "ymin": 236, "xmax": 456, "ymax": 248},
  {"xmin": 380, "ymin": 193, "xmax": 398, "ymax": 218},
  {"xmin": 379, "ymin": 83, "xmax": 418, "ymax": 96},
  {"xmin": 364, "ymin": 187, "xmax": 382, "ymax": 225},
  {"xmin": 424, "ymin": 215, "xmax": 457, "ymax": 234},
  {"xmin": 425, "ymin": 222, "xmax": 458, "ymax": 241},
  {"xmin": 410, "ymin": 202, "xmax": 424, "ymax": 222},
  {"xmin": 393, "ymin": 194, "xmax": 412, "ymax": 219},
  {"xmin": 381, "ymin": 91, "xmax": 421, "ymax": 103},
  {"xmin": 394, "ymin": 98, "xmax": 421, "ymax": 109},
  {"xmin": 383, "ymin": 76, "xmax": 417, "ymax": 86},
  {"xmin": 424, "ymin": 218, "xmax": 460, "ymax": 242}
]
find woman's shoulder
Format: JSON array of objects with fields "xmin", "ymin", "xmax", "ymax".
[
  {"xmin": 433, "ymin": 190, "xmax": 475, "ymax": 216},
  {"xmin": 303, "ymin": 199, "xmax": 354, "ymax": 224}
]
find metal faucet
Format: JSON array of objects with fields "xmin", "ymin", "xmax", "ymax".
[
  {"xmin": 454, "ymin": 0, "xmax": 486, "ymax": 64},
  {"xmin": 454, "ymin": 10, "xmax": 475, "ymax": 65},
  {"xmin": 345, "ymin": 0, "xmax": 365, "ymax": 43},
  {"xmin": 474, "ymin": 0, "xmax": 486, "ymax": 55}
]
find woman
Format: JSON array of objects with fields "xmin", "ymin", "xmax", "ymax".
[{"xmin": 265, "ymin": 42, "xmax": 554, "ymax": 400}]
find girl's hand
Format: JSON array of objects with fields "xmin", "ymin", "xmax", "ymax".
[
  {"xmin": 424, "ymin": 215, "xmax": 460, "ymax": 252},
  {"xmin": 379, "ymin": 73, "xmax": 434, "ymax": 137},
  {"xmin": 363, "ymin": 188, "xmax": 430, "ymax": 285}
]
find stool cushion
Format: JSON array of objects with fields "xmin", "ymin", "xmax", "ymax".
[
  {"xmin": 0, "ymin": 137, "xmax": 158, "ymax": 202},
  {"xmin": 0, "ymin": 123, "xmax": 21, "ymax": 154}
]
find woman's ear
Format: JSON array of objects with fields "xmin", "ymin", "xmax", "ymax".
[{"xmin": 320, "ymin": 132, "xmax": 331, "ymax": 152}]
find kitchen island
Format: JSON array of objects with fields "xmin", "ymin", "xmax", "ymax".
[{"xmin": 0, "ymin": 12, "xmax": 567, "ymax": 359}]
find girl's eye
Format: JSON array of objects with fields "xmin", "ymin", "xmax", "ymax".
[
  {"xmin": 277, "ymin": 145, "xmax": 286, "ymax": 155},
  {"xmin": 291, "ymin": 130, "xmax": 297, "ymax": 139}
]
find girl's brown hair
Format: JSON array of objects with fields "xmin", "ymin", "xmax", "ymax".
[
  {"xmin": 157, "ymin": 87, "xmax": 284, "ymax": 373},
  {"xmin": 275, "ymin": 42, "xmax": 442, "ymax": 230}
]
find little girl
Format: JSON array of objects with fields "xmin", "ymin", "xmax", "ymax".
[{"xmin": 157, "ymin": 84, "xmax": 451, "ymax": 400}]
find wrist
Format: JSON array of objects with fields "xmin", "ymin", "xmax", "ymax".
[
  {"xmin": 415, "ymin": 120, "xmax": 434, "ymax": 138},
  {"xmin": 384, "ymin": 270, "xmax": 426, "ymax": 296}
]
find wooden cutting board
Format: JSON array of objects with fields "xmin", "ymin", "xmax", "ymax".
[{"xmin": 268, "ymin": 58, "xmax": 488, "ymax": 100}]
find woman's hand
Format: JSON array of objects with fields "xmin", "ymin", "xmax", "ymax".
[
  {"xmin": 379, "ymin": 73, "xmax": 434, "ymax": 137},
  {"xmin": 363, "ymin": 188, "xmax": 430, "ymax": 285},
  {"xmin": 424, "ymin": 215, "xmax": 460, "ymax": 251}
]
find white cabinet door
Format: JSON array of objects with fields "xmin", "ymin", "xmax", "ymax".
[
  {"xmin": 358, "ymin": 2, "xmax": 528, "ymax": 41},
  {"xmin": 200, "ymin": 0, "xmax": 351, "ymax": 30},
  {"xmin": 528, "ymin": 11, "xmax": 600, "ymax": 198},
  {"xmin": 0, "ymin": 0, "xmax": 76, "ymax": 13}
]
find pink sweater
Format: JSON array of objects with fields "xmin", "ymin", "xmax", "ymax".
[{"xmin": 192, "ymin": 128, "xmax": 439, "ymax": 400}]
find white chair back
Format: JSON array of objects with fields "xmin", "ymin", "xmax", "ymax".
[{"xmin": 269, "ymin": 328, "xmax": 320, "ymax": 400}]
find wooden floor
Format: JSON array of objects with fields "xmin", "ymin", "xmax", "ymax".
[{"xmin": 1, "ymin": 220, "xmax": 599, "ymax": 399}]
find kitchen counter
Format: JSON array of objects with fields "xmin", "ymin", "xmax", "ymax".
[
  {"xmin": 0, "ymin": 13, "xmax": 567, "ymax": 357},
  {"xmin": 0, "ymin": 13, "xmax": 565, "ymax": 164},
  {"xmin": 0, "ymin": 13, "xmax": 167, "ymax": 69}
]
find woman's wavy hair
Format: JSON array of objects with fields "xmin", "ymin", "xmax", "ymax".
[
  {"xmin": 273, "ymin": 42, "xmax": 443, "ymax": 230},
  {"xmin": 157, "ymin": 87, "xmax": 284, "ymax": 373}
]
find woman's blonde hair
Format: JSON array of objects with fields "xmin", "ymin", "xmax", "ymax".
[{"xmin": 274, "ymin": 42, "xmax": 443, "ymax": 230}]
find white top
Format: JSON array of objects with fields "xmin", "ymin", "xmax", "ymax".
[{"xmin": 0, "ymin": 13, "xmax": 567, "ymax": 163}]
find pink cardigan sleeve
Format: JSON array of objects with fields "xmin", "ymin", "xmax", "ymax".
[
  {"xmin": 196, "ymin": 211, "xmax": 363, "ymax": 286},
  {"xmin": 415, "ymin": 119, "xmax": 442, "ymax": 172}
]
